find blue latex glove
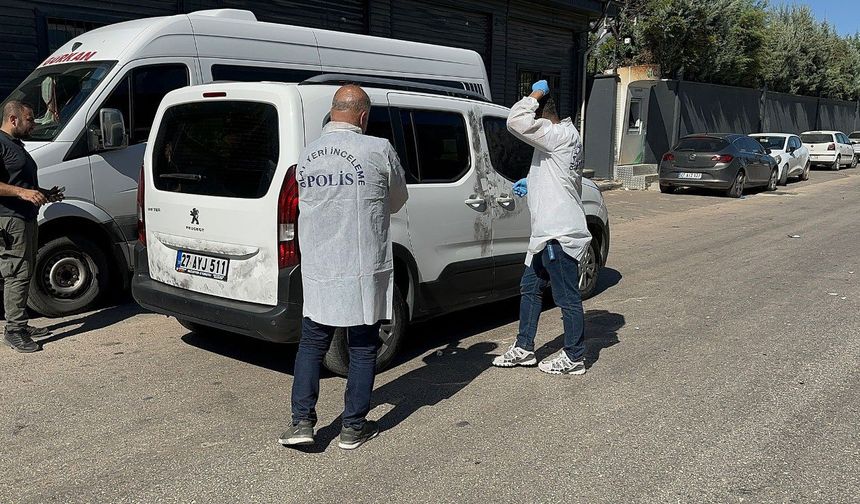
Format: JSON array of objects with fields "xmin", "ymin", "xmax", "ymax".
[
  {"xmin": 512, "ymin": 178, "xmax": 528, "ymax": 197},
  {"xmin": 532, "ymin": 80, "xmax": 550, "ymax": 95}
]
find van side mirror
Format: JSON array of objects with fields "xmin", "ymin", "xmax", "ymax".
[{"xmin": 88, "ymin": 108, "xmax": 128, "ymax": 152}]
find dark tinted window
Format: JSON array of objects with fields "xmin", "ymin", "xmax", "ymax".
[
  {"xmin": 483, "ymin": 116, "xmax": 532, "ymax": 182},
  {"xmin": 131, "ymin": 65, "xmax": 189, "ymax": 143},
  {"xmin": 743, "ymin": 137, "xmax": 765, "ymax": 153},
  {"xmin": 152, "ymin": 101, "xmax": 279, "ymax": 199},
  {"xmin": 96, "ymin": 64, "xmax": 189, "ymax": 145},
  {"xmin": 365, "ymin": 107, "xmax": 395, "ymax": 146},
  {"xmin": 211, "ymin": 64, "xmax": 319, "ymax": 83},
  {"xmin": 754, "ymin": 136, "xmax": 786, "ymax": 151},
  {"xmin": 675, "ymin": 137, "xmax": 728, "ymax": 152},
  {"xmin": 849, "ymin": 132, "xmax": 860, "ymax": 140},
  {"xmin": 801, "ymin": 133, "xmax": 833, "ymax": 144},
  {"xmin": 402, "ymin": 110, "xmax": 470, "ymax": 183}
]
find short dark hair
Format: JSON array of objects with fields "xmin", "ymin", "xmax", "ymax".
[
  {"xmin": 535, "ymin": 95, "xmax": 558, "ymax": 120},
  {"xmin": 2, "ymin": 100, "xmax": 33, "ymax": 124}
]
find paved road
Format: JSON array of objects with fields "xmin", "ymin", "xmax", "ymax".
[{"xmin": 2, "ymin": 169, "xmax": 858, "ymax": 503}]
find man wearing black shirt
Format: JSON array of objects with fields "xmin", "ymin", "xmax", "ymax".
[{"xmin": 0, "ymin": 101, "xmax": 63, "ymax": 352}]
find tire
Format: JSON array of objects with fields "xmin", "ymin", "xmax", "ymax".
[
  {"xmin": 323, "ymin": 284, "xmax": 407, "ymax": 376},
  {"xmin": 659, "ymin": 183, "xmax": 674, "ymax": 194},
  {"xmin": 767, "ymin": 167, "xmax": 778, "ymax": 191},
  {"xmin": 726, "ymin": 169, "xmax": 746, "ymax": 198},
  {"xmin": 801, "ymin": 161, "xmax": 810, "ymax": 181},
  {"xmin": 778, "ymin": 165, "xmax": 788, "ymax": 186},
  {"xmin": 578, "ymin": 239, "xmax": 601, "ymax": 300},
  {"xmin": 27, "ymin": 235, "xmax": 111, "ymax": 317},
  {"xmin": 852, "ymin": 155, "xmax": 858, "ymax": 168},
  {"xmin": 831, "ymin": 155, "xmax": 840, "ymax": 171}
]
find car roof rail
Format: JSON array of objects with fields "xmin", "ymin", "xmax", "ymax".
[{"xmin": 298, "ymin": 73, "xmax": 491, "ymax": 102}]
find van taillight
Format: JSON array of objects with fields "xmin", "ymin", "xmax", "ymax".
[
  {"xmin": 662, "ymin": 153, "xmax": 674, "ymax": 162},
  {"xmin": 278, "ymin": 165, "xmax": 300, "ymax": 269},
  {"xmin": 827, "ymin": 143, "xmax": 836, "ymax": 151},
  {"xmin": 137, "ymin": 164, "xmax": 146, "ymax": 245}
]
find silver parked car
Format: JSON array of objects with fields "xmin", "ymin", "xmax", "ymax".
[{"xmin": 659, "ymin": 134, "xmax": 779, "ymax": 198}]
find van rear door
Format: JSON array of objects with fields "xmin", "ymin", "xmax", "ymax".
[{"xmin": 143, "ymin": 86, "xmax": 300, "ymax": 306}]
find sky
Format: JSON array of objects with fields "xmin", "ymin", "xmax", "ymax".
[{"xmin": 776, "ymin": 0, "xmax": 860, "ymax": 36}]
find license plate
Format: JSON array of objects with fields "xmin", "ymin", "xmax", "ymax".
[
  {"xmin": 678, "ymin": 172, "xmax": 702, "ymax": 179},
  {"xmin": 175, "ymin": 250, "xmax": 229, "ymax": 281}
]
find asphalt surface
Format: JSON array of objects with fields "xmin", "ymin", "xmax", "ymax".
[{"xmin": 2, "ymin": 169, "xmax": 858, "ymax": 503}]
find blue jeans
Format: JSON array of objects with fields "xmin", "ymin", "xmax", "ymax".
[
  {"xmin": 515, "ymin": 241, "xmax": 586, "ymax": 361},
  {"xmin": 291, "ymin": 318, "xmax": 381, "ymax": 429}
]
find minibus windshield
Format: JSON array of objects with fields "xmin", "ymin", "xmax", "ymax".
[{"xmin": 3, "ymin": 61, "xmax": 115, "ymax": 141}]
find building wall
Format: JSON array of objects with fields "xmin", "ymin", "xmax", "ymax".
[{"xmin": 1, "ymin": 0, "xmax": 598, "ymax": 116}]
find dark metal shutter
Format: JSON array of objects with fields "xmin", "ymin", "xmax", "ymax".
[
  {"xmin": 389, "ymin": 1, "xmax": 490, "ymax": 73},
  {"xmin": 184, "ymin": 0, "xmax": 367, "ymax": 34},
  {"xmin": 506, "ymin": 19, "xmax": 575, "ymax": 117}
]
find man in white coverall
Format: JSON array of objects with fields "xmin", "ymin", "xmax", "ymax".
[
  {"xmin": 492, "ymin": 80, "xmax": 592, "ymax": 375},
  {"xmin": 280, "ymin": 85, "xmax": 408, "ymax": 449}
]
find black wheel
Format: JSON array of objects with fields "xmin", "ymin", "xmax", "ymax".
[
  {"xmin": 778, "ymin": 165, "xmax": 788, "ymax": 186},
  {"xmin": 323, "ymin": 284, "xmax": 407, "ymax": 376},
  {"xmin": 801, "ymin": 161, "xmax": 810, "ymax": 181},
  {"xmin": 578, "ymin": 239, "xmax": 601, "ymax": 300},
  {"xmin": 28, "ymin": 235, "xmax": 111, "ymax": 317},
  {"xmin": 659, "ymin": 183, "xmax": 674, "ymax": 194},
  {"xmin": 767, "ymin": 167, "xmax": 778, "ymax": 191},
  {"xmin": 852, "ymin": 155, "xmax": 858, "ymax": 168},
  {"xmin": 831, "ymin": 155, "xmax": 840, "ymax": 171},
  {"xmin": 726, "ymin": 170, "xmax": 746, "ymax": 198}
]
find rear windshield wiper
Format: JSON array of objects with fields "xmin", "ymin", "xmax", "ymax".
[{"xmin": 158, "ymin": 173, "xmax": 204, "ymax": 182}]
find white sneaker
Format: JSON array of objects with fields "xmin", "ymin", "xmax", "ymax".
[
  {"xmin": 538, "ymin": 350, "xmax": 586, "ymax": 375},
  {"xmin": 492, "ymin": 344, "xmax": 537, "ymax": 367}
]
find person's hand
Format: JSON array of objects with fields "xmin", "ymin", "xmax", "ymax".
[
  {"xmin": 45, "ymin": 186, "xmax": 65, "ymax": 203},
  {"xmin": 512, "ymin": 178, "xmax": 528, "ymax": 197},
  {"xmin": 16, "ymin": 188, "xmax": 48, "ymax": 207},
  {"xmin": 531, "ymin": 80, "xmax": 550, "ymax": 97}
]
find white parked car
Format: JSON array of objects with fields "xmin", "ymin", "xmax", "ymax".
[
  {"xmin": 848, "ymin": 131, "xmax": 860, "ymax": 159},
  {"xmin": 132, "ymin": 80, "xmax": 611, "ymax": 375},
  {"xmin": 750, "ymin": 133, "xmax": 810, "ymax": 184},
  {"xmin": 800, "ymin": 131, "xmax": 855, "ymax": 171}
]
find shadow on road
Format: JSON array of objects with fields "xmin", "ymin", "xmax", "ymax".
[
  {"xmin": 34, "ymin": 301, "xmax": 145, "ymax": 346},
  {"xmin": 536, "ymin": 309, "xmax": 625, "ymax": 369},
  {"xmin": 592, "ymin": 267, "xmax": 622, "ymax": 298},
  {"xmin": 292, "ymin": 340, "xmax": 500, "ymax": 453}
]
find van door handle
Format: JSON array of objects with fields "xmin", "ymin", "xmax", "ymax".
[
  {"xmin": 496, "ymin": 195, "xmax": 515, "ymax": 210},
  {"xmin": 464, "ymin": 196, "xmax": 487, "ymax": 211}
]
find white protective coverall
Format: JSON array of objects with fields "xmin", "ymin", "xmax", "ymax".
[
  {"xmin": 506, "ymin": 96, "xmax": 591, "ymax": 266},
  {"xmin": 297, "ymin": 121, "xmax": 408, "ymax": 327}
]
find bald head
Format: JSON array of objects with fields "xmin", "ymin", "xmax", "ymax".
[
  {"xmin": 1, "ymin": 100, "xmax": 35, "ymax": 139},
  {"xmin": 330, "ymin": 85, "xmax": 371, "ymax": 132}
]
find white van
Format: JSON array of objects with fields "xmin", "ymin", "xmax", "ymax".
[
  {"xmin": 132, "ymin": 80, "xmax": 611, "ymax": 375},
  {"xmin": 2, "ymin": 9, "xmax": 490, "ymax": 316}
]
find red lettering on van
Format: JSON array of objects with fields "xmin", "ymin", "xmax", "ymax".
[{"xmin": 40, "ymin": 51, "xmax": 98, "ymax": 66}]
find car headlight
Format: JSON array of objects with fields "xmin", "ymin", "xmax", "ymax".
[{"xmin": 774, "ymin": 154, "xmax": 783, "ymax": 164}]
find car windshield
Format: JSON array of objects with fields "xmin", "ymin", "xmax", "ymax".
[
  {"xmin": 675, "ymin": 137, "xmax": 728, "ymax": 152},
  {"xmin": 849, "ymin": 132, "xmax": 860, "ymax": 139},
  {"xmin": 801, "ymin": 133, "xmax": 833, "ymax": 144},
  {"xmin": 753, "ymin": 136, "xmax": 786, "ymax": 151},
  {"xmin": 2, "ymin": 61, "xmax": 115, "ymax": 141}
]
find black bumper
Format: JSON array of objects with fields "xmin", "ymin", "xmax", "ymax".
[{"xmin": 131, "ymin": 244, "xmax": 303, "ymax": 343}]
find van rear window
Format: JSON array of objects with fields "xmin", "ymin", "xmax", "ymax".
[{"xmin": 152, "ymin": 101, "xmax": 279, "ymax": 198}]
